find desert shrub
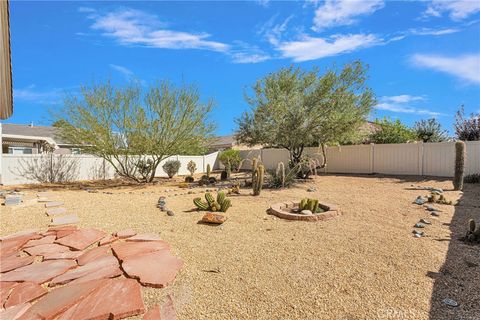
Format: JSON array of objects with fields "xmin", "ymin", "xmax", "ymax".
[
  {"xmin": 162, "ymin": 160, "xmax": 181, "ymax": 178},
  {"xmin": 267, "ymin": 164, "xmax": 299, "ymax": 189},
  {"xmin": 15, "ymin": 154, "xmax": 79, "ymax": 183},
  {"xmin": 187, "ymin": 160, "xmax": 197, "ymax": 176},
  {"xmin": 464, "ymin": 173, "xmax": 480, "ymax": 184},
  {"xmin": 218, "ymin": 149, "xmax": 241, "ymax": 172}
]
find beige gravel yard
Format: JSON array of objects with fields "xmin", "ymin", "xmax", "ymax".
[{"xmin": 1, "ymin": 174, "xmax": 479, "ymax": 320}]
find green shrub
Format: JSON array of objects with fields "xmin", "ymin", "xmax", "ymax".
[
  {"xmin": 187, "ymin": 160, "xmax": 197, "ymax": 176},
  {"xmin": 267, "ymin": 164, "xmax": 299, "ymax": 189},
  {"xmin": 218, "ymin": 149, "xmax": 241, "ymax": 172},
  {"xmin": 162, "ymin": 160, "xmax": 181, "ymax": 178}
]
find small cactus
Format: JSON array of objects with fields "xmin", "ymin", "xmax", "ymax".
[
  {"xmin": 205, "ymin": 193, "xmax": 215, "ymax": 206},
  {"xmin": 453, "ymin": 141, "xmax": 466, "ymax": 191},
  {"xmin": 220, "ymin": 198, "xmax": 231, "ymax": 212},
  {"xmin": 206, "ymin": 164, "xmax": 211, "ymax": 178},
  {"xmin": 193, "ymin": 197, "xmax": 209, "ymax": 210},
  {"xmin": 276, "ymin": 162, "xmax": 285, "ymax": 188},
  {"xmin": 299, "ymin": 198, "xmax": 308, "ymax": 211},
  {"xmin": 252, "ymin": 164, "xmax": 264, "ymax": 196},
  {"xmin": 217, "ymin": 191, "xmax": 226, "ymax": 205}
]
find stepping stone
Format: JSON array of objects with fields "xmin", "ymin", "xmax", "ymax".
[
  {"xmin": 37, "ymin": 192, "xmax": 55, "ymax": 198},
  {"xmin": 45, "ymin": 207, "xmax": 67, "ymax": 216},
  {"xmin": 23, "ymin": 235, "xmax": 56, "ymax": 248},
  {"xmin": 76, "ymin": 246, "xmax": 112, "ymax": 266},
  {"xmin": 17, "ymin": 279, "xmax": 109, "ymax": 320},
  {"xmin": 4, "ymin": 282, "xmax": 48, "ymax": 308},
  {"xmin": 1, "ymin": 282, "xmax": 19, "ymax": 306},
  {"xmin": 37, "ymin": 197, "xmax": 53, "ymax": 203},
  {"xmin": 50, "ymin": 215, "xmax": 80, "ymax": 227},
  {"xmin": 48, "ymin": 225, "xmax": 78, "ymax": 239},
  {"xmin": 0, "ymin": 255, "xmax": 35, "ymax": 273},
  {"xmin": 126, "ymin": 233, "xmax": 163, "ymax": 242},
  {"xmin": 121, "ymin": 250, "xmax": 183, "ymax": 288},
  {"xmin": 99, "ymin": 234, "xmax": 118, "ymax": 246},
  {"xmin": 431, "ymin": 211, "xmax": 440, "ymax": 217},
  {"xmin": 1, "ymin": 232, "xmax": 43, "ymax": 257},
  {"xmin": 68, "ymin": 263, "xmax": 123, "ymax": 285},
  {"xmin": 0, "ymin": 259, "xmax": 77, "ymax": 284},
  {"xmin": 414, "ymin": 223, "xmax": 426, "ymax": 228},
  {"xmin": 143, "ymin": 296, "xmax": 176, "ymax": 320},
  {"xmin": 23, "ymin": 243, "xmax": 71, "ymax": 256},
  {"xmin": 43, "ymin": 251, "xmax": 84, "ymax": 260},
  {"xmin": 115, "ymin": 229, "xmax": 137, "ymax": 239},
  {"xmin": 0, "ymin": 229, "xmax": 40, "ymax": 242},
  {"xmin": 55, "ymin": 228, "xmax": 106, "ymax": 251},
  {"xmin": 420, "ymin": 218, "xmax": 431, "ymax": 225},
  {"xmin": 112, "ymin": 241, "xmax": 171, "ymax": 261},
  {"xmin": 45, "ymin": 201, "xmax": 64, "ymax": 208},
  {"xmin": 4, "ymin": 195, "xmax": 22, "ymax": 206},
  {"xmin": 0, "ymin": 302, "xmax": 31, "ymax": 320},
  {"xmin": 58, "ymin": 278, "xmax": 145, "ymax": 320},
  {"xmin": 50, "ymin": 255, "xmax": 119, "ymax": 286}
]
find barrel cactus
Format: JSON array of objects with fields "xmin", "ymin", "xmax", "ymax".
[
  {"xmin": 193, "ymin": 197, "xmax": 209, "ymax": 211},
  {"xmin": 453, "ymin": 141, "xmax": 466, "ymax": 191},
  {"xmin": 206, "ymin": 164, "xmax": 211, "ymax": 178},
  {"xmin": 193, "ymin": 191, "xmax": 232, "ymax": 213}
]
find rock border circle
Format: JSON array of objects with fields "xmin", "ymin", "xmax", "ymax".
[{"xmin": 267, "ymin": 200, "xmax": 340, "ymax": 221}]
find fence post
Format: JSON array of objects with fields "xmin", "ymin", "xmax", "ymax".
[
  {"xmin": 370, "ymin": 144, "xmax": 375, "ymax": 174},
  {"xmin": 418, "ymin": 142, "xmax": 424, "ymax": 176},
  {"xmin": 202, "ymin": 155, "xmax": 206, "ymax": 173},
  {"xmin": 50, "ymin": 153, "xmax": 54, "ymax": 182}
]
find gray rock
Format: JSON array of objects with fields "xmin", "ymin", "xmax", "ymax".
[
  {"xmin": 425, "ymin": 205, "xmax": 439, "ymax": 211},
  {"xmin": 431, "ymin": 211, "xmax": 440, "ymax": 217},
  {"xmin": 420, "ymin": 218, "xmax": 431, "ymax": 225},
  {"xmin": 414, "ymin": 233, "xmax": 423, "ymax": 238},
  {"xmin": 307, "ymin": 187, "xmax": 316, "ymax": 192},
  {"xmin": 412, "ymin": 230, "xmax": 424, "ymax": 237},
  {"xmin": 300, "ymin": 210, "xmax": 313, "ymax": 215},
  {"xmin": 167, "ymin": 210, "xmax": 175, "ymax": 216},
  {"xmin": 414, "ymin": 223, "xmax": 426, "ymax": 228},
  {"xmin": 442, "ymin": 298, "xmax": 459, "ymax": 307},
  {"xmin": 414, "ymin": 196, "xmax": 426, "ymax": 205}
]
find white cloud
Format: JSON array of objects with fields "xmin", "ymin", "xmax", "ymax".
[
  {"xmin": 86, "ymin": 8, "xmax": 229, "ymax": 52},
  {"xmin": 381, "ymin": 95, "xmax": 426, "ymax": 104},
  {"xmin": 256, "ymin": 0, "xmax": 270, "ymax": 8},
  {"xmin": 277, "ymin": 33, "xmax": 381, "ymax": 62},
  {"xmin": 312, "ymin": 0, "xmax": 384, "ymax": 31},
  {"xmin": 13, "ymin": 85, "xmax": 63, "ymax": 104},
  {"xmin": 411, "ymin": 53, "xmax": 480, "ymax": 84},
  {"xmin": 374, "ymin": 102, "xmax": 444, "ymax": 116},
  {"xmin": 409, "ymin": 27, "xmax": 461, "ymax": 36},
  {"xmin": 425, "ymin": 0, "xmax": 480, "ymax": 20},
  {"xmin": 109, "ymin": 64, "xmax": 134, "ymax": 78}
]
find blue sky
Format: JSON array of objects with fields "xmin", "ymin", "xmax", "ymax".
[{"xmin": 5, "ymin": 0, "xmax": 480, "ymax": 135}]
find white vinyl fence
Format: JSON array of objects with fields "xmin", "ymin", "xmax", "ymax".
[
  {"xmin": 0, "ymin": 152, "xmax": 218, "ymax": 185},
  {"xmin": 239, "ymin": 141, "xmax": 480, "ymax": 177}
]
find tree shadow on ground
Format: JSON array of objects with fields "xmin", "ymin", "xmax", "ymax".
[
  {"xmin": 428, "ymin": 183, "xmax": 480, "ymax": 320},
  {"xmin": 316, "ymin": 173, "xmax": 452, "ymax": 184}
]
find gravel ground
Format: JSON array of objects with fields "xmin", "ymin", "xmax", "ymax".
[{"xmin": 1, "ymin": 174, "xmax": 479, "ymax": 320}]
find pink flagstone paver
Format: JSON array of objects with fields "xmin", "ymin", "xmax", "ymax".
[
  {"xmin": 121, "ymin": 250, "xmax": 183, "ymax": 288},
  {"xmin": 116, "ymin": 229, "xmax": 137, "ymax": 239},
  {"xmin": 4, "ymin": 282, "xmax": 48, "ymax": 308},
  {"xmin": 50, "ymin": 255, "xmax": 119, "ymax": 286},
  {"xmin": 68, "ymin": 263, "xmax": 122, "ymax": 285},
  {"xmin": 17, "ymin": 279, "xmax": 109, "ymax": 320},
  {"xmin": 0, "ymin": 302, "xmax": 31, "ymax": 320},
  {"xmin": 45, "ymin": 207, "xmax": 67, "ymax": 216},
  {"xmin": 55, "ymin": 228, "xmax": 106, "ymax": 251},
  {"xmin": 45, "ymin": 201, "xmax": 63, "ymax": 208},
  {"xmin": 42, "ymin": 251, "xmax": 84, "ymax": 260},
  {"xmin": 0, "ymin": 260, "xmax": 77, "ymax": 284},
  {"xmin": 112, "ymin": 241, "xmax": 170, "ymax": 261},
  {"xmin": 1, "ymin": 233, "xmax": 42, "ymax": 257},
  {"xmin": 126, "ymin": 233, "xmax": 163, "ymax": 242},
  {"xmin": 50, "ymin": 215, "xmax": 79, "ymax": 226},
  {"xmin": 143, "ymin": 296, "xmax": 176, "ymax": 320},
  {"xmin": 1, "ymin": 282, "xmax": 19, "ymax": 306},
  {"xmin": 0, "ymin": 255, "xmax": 35, "ymax": 273},
  {"xmin": 23, "ymin": 243, "xmax": 70, "ymax": 256},
  {"xmin": 76, "ymin": 246, "xmax": 112, "ymax": 266},
  {"xmin": 23, "ymin": 235, "xmax": 56, "ymax": 248},
  {"xmin": 99, "ymin": 234, "xmax": 118, "ymax": 246},
  {"xmin": 48, "ymin": 226, "xmax": 78, "ymax": 239},
  {"xmin": 58, "ymin": 278, "xmax": 145, "ymax": 320},
  {"xmin": 0, "ymin": 230, "xmax": 39, "ymax": 242}
]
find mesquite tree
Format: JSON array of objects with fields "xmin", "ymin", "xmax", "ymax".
[
  {"xmin": 54, "ymin": 81, "xmax": 214, "ymax": 183},
  {"xmin": 235, "ymin": 61, "xmax": 374, "ymax": 167}
]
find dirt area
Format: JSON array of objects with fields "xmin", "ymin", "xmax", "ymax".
[{"xmin": 1, "ymin": 174, "xmax": 479, "ymax": 320}]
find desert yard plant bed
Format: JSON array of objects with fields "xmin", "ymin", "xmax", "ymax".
[{"xmin": 268, "ymin": 199, "xmax": 340, "ymax": 221}]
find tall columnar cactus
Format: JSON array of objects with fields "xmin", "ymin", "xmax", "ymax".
[
  {"xmin": 276, "ymin": 162, "xmax": 285, "ymax": 188},
  {"xmin": 217, "ymin": 191, "xmax": 226, "ymax": 205},
  {"xmin": 226, "ymin": 159, "xmax": 231, "ymax": 179},
  {"xmin": 453, "ymin": 141, "xmax": 466, "ymax": 191},
  {"xmin": 251, "ymin": 158, "xmax": 258, "ymax": 185},
  {"xmin": 206, "ymin": 164, "xmax": 211, "ymax": 178},
  {"xmin": 252, "ymin": 164, "xmax": 264, "ymax": 196}
]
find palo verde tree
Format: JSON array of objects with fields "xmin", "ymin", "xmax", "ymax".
[
  {"xmin": 54, "ymin": 80, "xmax": 215, "ymax": 183},
  {"xmin": 235, "ymin": 61, "xmax": 375, "ymax": 166},
  {"xmin": 370, "ymin": 118, "xmax": 417, "ymax": 144}
]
